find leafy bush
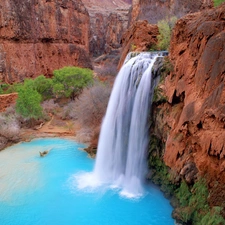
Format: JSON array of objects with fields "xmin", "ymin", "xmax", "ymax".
[
  {"xmin": 16, "ymin": 87, "xmax": 43, "ymax": 120},
  {"xmin": 4, "ymin": 83, "xmax": 23, "ymax": 94},
  {"xmin": 52, "ymin": 67, "xmax": 93, "ymax": 100},
  {"xmin": 33, "ymin": 75, "xmax": 53, "ymax": 100},
  {"xmin": 213, "ymin": 0, "xmax": 225, "ymax": 6},
  {"xmin": 153, "ymin": 86, "xmax": 167, "ymax": 103},
  {"xmin": 0, "ymin": 82, "xmax": 10, "ymax": 94},
  {"xmin": 148, "ymin": 135, "xmax": 225, "ymax": 224},
  {"xmin": 175, "ymin": 181, "xmax": 191, "ymax": 207},
  {"xmin": 201, "ymin": 207, "xmax": 225, "ymax": 225},
  {"xmin": 157, "ymin": 17, "xmax": 177, "ymax": 50},
  {"xmin": 174, "ymin": 178, "xmax": 225, "ymax": 224}
]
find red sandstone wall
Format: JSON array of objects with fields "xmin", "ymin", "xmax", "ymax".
[
  {"xmin": 0, "ymin": 93, "xmax": 18, "ymax": 112},
  {"xmin": 0, "ymin": 0, "xmax": 92, "ymax": 83}
]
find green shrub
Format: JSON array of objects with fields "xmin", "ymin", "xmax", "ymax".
[
  {"xmin": 174, "ymin": 178, "xmax": 225, "ymax": 224},
  {"xmin": 0, "ymin": 82, "xmax": 10, "ymax": 94},
  {"xmin": 200, "ymin": 207, "xmax": 225, "ymax": 225},
  {"xmin": 33, "ymin": 75, "xmax": 53, "ymax": 99},
  {"xmin": 52, "ymin": 67, "xmax": 93, "ymax": 100},
  {"xmin": 148, "ymin": 136, "xmax": 177, "ymax": 196},
  {"xmin": 175, "ymin": 181, "xmax": 191, "ymax": 207},
  {"xmin": 157, "ymin": 17, "xmax": 177, "ymax": 50},
  {"xmin": 153, "ymin": 86, "xmax": 167, "ymax": 103},
  {"xmin": 213, "ymin": 0, "xmax": 225, "ymax": 6},
  {"xmin": 16, "ymin": 87, "xmax": 42, "ymax": 120},
  {"xmin": 4, "ymin": 83, "xmax": 23, "ymax": 94}
]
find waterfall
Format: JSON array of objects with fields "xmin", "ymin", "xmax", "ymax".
[{"xmin": 92, "ymin": 52, "xmax": 163, "ymax": 197}]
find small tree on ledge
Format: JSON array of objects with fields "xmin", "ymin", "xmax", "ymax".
[
  {"xmin": 52, "ymin": 67, "xmax": 93, "ymax": 100},
  {"xmin": 16, "ymin": 87, "xmax": 42, "ymax": 121}
]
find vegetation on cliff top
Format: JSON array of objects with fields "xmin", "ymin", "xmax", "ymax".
[
  {"xmin": 157, "ymin": 17, "xmax": 177, "ymax": 50},
  {"xmin": 6, "ymin": 67, "xmax": 93, "ymax": 120},
  {"xmin": 213, "ymin": 0, "xmax": 225, "ymax": 6}
]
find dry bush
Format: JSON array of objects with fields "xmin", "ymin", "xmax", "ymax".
[
  {"xmin": 74, "ymin": 127, "xmax": 93, "ymax": 143},
  {"xmin": 0, "ymin": 136, "xmax": 7, "ymax": 150},
  {"xmin": 95, "ymin": 62, "xmax": 118, "ymax": 77},
  {"xmin": 41, "ymin": 99, "xmax": 59, "ymax": 114},
  {"xmin": 73, "ymin": 81, "xmax": 111, "ymax": 127},
  {"xmin": 60, "ymin": 101, "xmax": 77, "ymax": 120},
  {"xmin": 0, "ymin": 114, "xmax": 20, "ymax": 141}
]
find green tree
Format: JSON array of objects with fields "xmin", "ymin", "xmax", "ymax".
[
  {"xmin": 16, "ymin": 87, "xmax": 42, "ymax": 120},
  {"xmin": 52, "ymin": 67, "xmax": 93, "ymax": 100},
  {"xmin": 157, "ymin": 16, "xmax": 177, "ymax": 50},
  {"xmin": 33, "ymin": 75, "xmax": 53, "ymax": 99},
  {"xmin": 23, "ymin": 76, "xmax": 53, "ymax": 100}
]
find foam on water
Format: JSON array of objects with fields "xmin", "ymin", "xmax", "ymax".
[{"xmin": 93, "ymin": 52, "xmax": 164, "ymax": 197}]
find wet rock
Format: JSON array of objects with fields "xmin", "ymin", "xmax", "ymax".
[
  {"xmin": 118, "ymin": 20, "xmax": 159, "ymax": 68},
  {"xmin": 180, "ymin": 162, "xmax": 198, "ymax": 184}
]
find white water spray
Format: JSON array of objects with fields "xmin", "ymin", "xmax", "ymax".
[{"xmin": 90, "ymin": 52, "xmax": 163, "ymax": 197}]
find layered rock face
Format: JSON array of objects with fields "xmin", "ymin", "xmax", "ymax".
[
  {"xmin": 118, "ymin": 20, "xmax": 159, "ymax": 68},
  {"xmin": 153, "ymin": 4, "xmax": 225, "ymax": 206},
  {"xmin": 0, "ymin": 0, "xmax": 91, "ymax": 83},
  {"xmin": 0, "ymin": 93, "xmax": 17, "ymax": 112},
  {"xmin": 130, "ymin": 0, "xmax": 212, "ymax": 24},
  {"xmin": 82, "ymin": 0, "xmax": 130, "ymax": 59}
]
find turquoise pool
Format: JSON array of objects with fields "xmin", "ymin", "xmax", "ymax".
[{"xmin": 0, "ymin": 138, "xmax": 174, "ymax": 225}]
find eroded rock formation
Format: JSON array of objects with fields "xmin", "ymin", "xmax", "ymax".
[
  {"xmin": 152, "ymin": 3, "xmax": 225, "ymax": 208},
  {"xmin": 82, "ymin": 0, "xmax": 130, "ymax": 60},
  {"xmin": 0, "ymin": 0, "xmax": 92, "ymax": 83},
  {"xmin": 130, "ymin": 0, "xmax": 212, "ymax": 24},
  {"xmin": 118, "ymin": 20, "xmax": 159, "ymax": 69},
  {"xmin": 0, "ymin": 93, "xmax": 18, "ymax": 112}
]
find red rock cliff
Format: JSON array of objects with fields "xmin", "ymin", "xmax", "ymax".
[
  {"xmin": 82, "ymin": 0, "xmax": 131, "ymax": 58},
  {"xmin": 118, "ymin": 20, "xmax": 159, "ymax": 68},
  {"xmin": 0, "ymin": 0, "xmax": 92, "ymax": 83},
  {"xmin": 130, "ymin": 0, "xmax": 212, "ymax": 24},
  {"xmin": 153, "ymin": 3, "xmax": 225, "ymax": 206}
]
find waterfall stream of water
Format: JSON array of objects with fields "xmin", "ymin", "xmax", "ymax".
[{"xmin": 93, "ymin": 52, "xmax": 163, "ymax": 197}]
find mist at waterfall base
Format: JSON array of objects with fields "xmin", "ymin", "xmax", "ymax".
[
  {"xmin": 0, "ymin": 52, "xmax": 174, "ymax": 224},
  {"xmin": 78, "ymin": 52, "xmax": 163, "ymax": 197}
]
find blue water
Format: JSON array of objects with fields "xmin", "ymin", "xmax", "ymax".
[{"xmin": 0, "ymin": 138, "xmax": 174, "ymax": 225}]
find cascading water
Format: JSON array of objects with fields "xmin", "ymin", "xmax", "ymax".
[
  {"xmin": 92, "ymin": 52, "xmax": 164, "ymax": 197},
  {"xmin": 0, "ymin": 52, "xmax": 174, "ymax": 225}
]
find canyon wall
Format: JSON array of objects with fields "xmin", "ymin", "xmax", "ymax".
[
  {"xmin": 0, "ymin": 93, "xmax": 17, "ymax": 112},
  {"xmin": 82, "ymin": 0, "xmax": 130, "ymax": 60},
  {"xmin": 152, "ymin": 3, "xmax": 225, "ymax": 208},
  {"xmin": 130, "ymin": 0, "xmax": 213, "ymax": 24},
  {"xmin": 0, "ymin": 0, "xmax": 92, "ymax": 83},
  {"xmin": 118, "ymin": 20, "xmax": 159, "ymax": 68}
]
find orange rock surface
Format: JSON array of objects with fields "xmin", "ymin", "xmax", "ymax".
[
  {"xmin": 0, "ymin": 93, "xmax": 18, "ymax": 112},
  {"xmin": 130, "ymin": 0, "xmax": 212, "ymax": 24},
  {"xmin": 0, "ymin": 0, "xmax": 92, "ymax": 83},
  {"xmin": 118, "ymin": 20, "xmax": 159, "ymax": 68},
  {"xmin": 151, "ymin": 4, "xmax": 225, "ymax": 206}
]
